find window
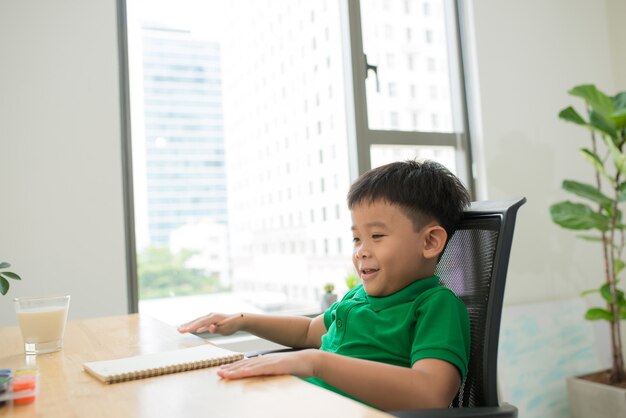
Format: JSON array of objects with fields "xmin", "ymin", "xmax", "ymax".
[
  {"xmin": 427, "ymin": 57, "xmax": 436, "ymax": 72},
  {"xmin": 354, "ymin": 0, "xmax": 471, "ymax": 179},
  {"xmin": 425, "ymin": 29, "xmax": 434, "ymax": 44},
  {"xmin": 121, "ymin": 0, "xmax": 471, "ymax": 323},
  {"xmin": 423, "ymin": 1, "xmax": 432, "ymax": 16},
  {"xmin": 388, "ymin": 82, "xmax": 398, "ymax": 97}
]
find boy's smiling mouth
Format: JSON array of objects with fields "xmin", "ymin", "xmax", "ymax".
[{"xmin": 360, "ymin": 267, "xmax": 380, "ymax": 280}]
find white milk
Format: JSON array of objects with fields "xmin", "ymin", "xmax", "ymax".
[{"xmin": 17, "ymin": 307, "xmax": 68, "ymax": 343}]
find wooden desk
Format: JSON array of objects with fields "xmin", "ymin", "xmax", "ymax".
[{"xmin": 0, "ymin": 314, "xmax": 390, "ymax": 418}]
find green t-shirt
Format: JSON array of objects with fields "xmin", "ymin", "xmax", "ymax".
[{"xmin": 305, "ymin": 276, "xmax": 470, "ymax": 402}]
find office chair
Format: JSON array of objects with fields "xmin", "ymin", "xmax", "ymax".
[
  {"xmin": 247, "ymin": 197, "xmax": 525, "ymax": 417},
  {"xmin": 390, "ymin": 197, "xmax": 526, "ymax": 418}
]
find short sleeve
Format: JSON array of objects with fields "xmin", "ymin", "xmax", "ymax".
[{"xmin": 410, "ymin": 288, "xmax": 470, "ymax": 380}]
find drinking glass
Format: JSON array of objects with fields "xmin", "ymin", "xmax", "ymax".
[{"xmin": 13, "ymin": 295, "xmax": 71, "ymax": 354}]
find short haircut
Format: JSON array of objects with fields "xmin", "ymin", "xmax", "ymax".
[{"xmin": 347, "ymin": 160, "xmax": 470, "ymax": 238}]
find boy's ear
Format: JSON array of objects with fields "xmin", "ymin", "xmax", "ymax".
[{"xmin": 422, "ymin": 225, "xmax": 447, "ymax": 260}]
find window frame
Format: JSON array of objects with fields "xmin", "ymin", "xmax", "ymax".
[
  {"xmin": 118, "ymin": 0, "xmax": 474, "ymax": 313},
  {"xmin": 341, "ymin": 0, "xmax": 474, "ymax": 188},
  {"xmin": 117, "ymin": 0, "xmax": 140, "ymax": 313}
]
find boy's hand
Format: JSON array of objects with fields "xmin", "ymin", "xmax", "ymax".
[
  {"xmin": 177, "ymin": 312, "xmax": 243, "ymax": 335},
  {"xmin": 217, "ymin": 350, "xmax": 319, "ymax": 380}
]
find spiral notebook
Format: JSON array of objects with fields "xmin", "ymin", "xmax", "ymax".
[{"xmin": 83, "ymin": 344, "xmax": 244, "ymax": 384}]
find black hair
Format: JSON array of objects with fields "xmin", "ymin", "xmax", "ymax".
[{"xmin": 347, "ymin": 160, "xmax": 470, "ymax": 239}]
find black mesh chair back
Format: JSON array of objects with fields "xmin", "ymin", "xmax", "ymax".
[{"xmin": 436, "ymin": 198, "xmax": 525, "ymax": 409}]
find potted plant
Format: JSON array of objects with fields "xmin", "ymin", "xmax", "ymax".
[
  {"xmin": 0, "ymin": 261, "xmax": 22, "ymax": 295},
  {"xmin": 550, "ymin": 84, "xmax": 626, "ymax": 417},
  {"xmin": 345, "ymin": 272, "xmax": 360, "ymax": 290},
  {"xmin": 320, "ymin": 282, "xmax": 337, "ymax": 311}
]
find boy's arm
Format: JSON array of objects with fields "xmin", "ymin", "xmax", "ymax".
[
  {"xmin": 217, "ymin": 350, "xmax": 460, "ymax": 410},
  {"xmin": 315, "ymin": 351, "xmax": 460, "ymax": 410},
  {"xmin": 178, "ymin": 312, "xmax": 327, "ymax": 349},
  {"xmin": 240, "ymin": 313, "xmax": 327, "ymax": 348}
]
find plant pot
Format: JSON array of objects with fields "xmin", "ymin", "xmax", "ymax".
[
  {"xmin": 320, "ymin": 293, "xmax": 337, "ymax": 312},
  {"xmin": 567, "ymin": 374, "xmax": 626, "ymax": 418}
]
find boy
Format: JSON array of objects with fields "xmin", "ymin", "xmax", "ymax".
[{"xmin": 178, "ymin": 160, "xmax": 471, "ymax": 411}]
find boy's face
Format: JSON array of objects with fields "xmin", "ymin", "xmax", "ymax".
[{"xmin": 351, "ymin": 200, "xmax": 441, "ymax": 297}]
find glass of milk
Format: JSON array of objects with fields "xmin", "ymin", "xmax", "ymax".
[{"xmin": 13, "ymin": 295, "xmax": 71, "ymax": 354}]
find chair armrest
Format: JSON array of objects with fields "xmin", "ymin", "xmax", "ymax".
[{"xmin": 389, "ymin": 404, "xmax": 518, "ymax": 418}]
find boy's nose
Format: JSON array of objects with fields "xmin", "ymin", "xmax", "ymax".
[{"xmin": 354, "ymin": 244, "xmax": 370, "ymax": 258}]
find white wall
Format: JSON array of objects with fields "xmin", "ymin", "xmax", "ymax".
[
  {"xmin": 607, "ymin": 0, "xmax": 626, "ymax": 89},
  {"xmin": 0, "ymin": 0, "xmax": 128, "ymax": 326},
  {"xmin": 467, "ymin": 0, "xmax": 624, "ymax": 305}
]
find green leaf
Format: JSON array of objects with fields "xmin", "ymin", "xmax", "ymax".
[
  {"xmin": 562, "ymin": 180, "xmax": 613, "ymax": 207},
  {"xmin": 580, "ymin": 149, "xmax": 609, "ymax": 181},
  {"xmin": 605, "ymin": 136, "xmax": 626, "ymax": 176},
  {"xmin": 614, "ymin": 92, "xmax": 626, "ymax": 112},
  {"xmin": 581, "ymin": 287, "xmax": 600, "ymax": 296},
  {"xmin": 609, "ymin": 108, "xmax": 626, "ymax": 130},
  {"xmin": 550, "ymin": 201, "xmax": 610, "ymax": 231},
  {"xmin": 600, "ymin": 283, "xmax": 625, "ymax": 304},
  {"xmin": 569, "ymin": 84, "xmax": 616, "ymax": 117},
  {"xmin": 0, "ymin": 277, "xmax": 8, "ymax": 295},
  {"xmin": 618, "ymin": 182, "xmax": 626, "ymax": 202},
  {"xmin": 615, "ymin": 260, "xmax": 626, "ymax": 276},
  {"xmin": 585, "ymin": 307, "xmax": 613, "ymax": 321},
  {"xmin": 605, "ymin": 205, "xmax": 624, "ymax": 226},
  {"xmin": 559, "ymin": 106, "xmax": 587, "ymax": 125},
  {"xmin": 0, "ymin": 272, "xmax": 21, "ymax": 281},
  {"xmin": 576, "ymin": 234, "xmax": 603, "ymax": 242},
  {"xmin": 590, "ymin": 111, "xmax": 618, "ymax": 139},
  {"xmin": 0, "ymin": 262, "xmax": 10, "ymax": 269}
]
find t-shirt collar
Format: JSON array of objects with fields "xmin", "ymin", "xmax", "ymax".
[{"xmin": 357, "ymin": 276, "xmax": 440, "ymax": 312}]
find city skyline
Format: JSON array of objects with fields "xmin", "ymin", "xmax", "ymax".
[
  {"xmin": 140, "ymin": 27, "xmax": 227, "ymax": 246},
  {"xmin": 129, "ymin": 0, "xmax": 457, "ymax": 308}
]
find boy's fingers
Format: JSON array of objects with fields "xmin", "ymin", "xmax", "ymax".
[
  {"xmin": 178, "ymin": 320, "xmax": 203, "ymax": 332},
  {"xmin": 178, "ymin": 314, "xmax": 219, "ymax": 333},
  {"xmin": 178, "ymin": 319, "xmax": 196, "ymax": 329},
  {"xmin": 177, "ymin": 323, "xmax": 193, "ymax": 333},
  {"xmin": 216, "ymin": 314, "xmax": 237, "ymax": 327},
  {"xmin": 194, "ymin": 322, "xmax": 217, "ymax": 333},
  {"xmin": 178, "ymin": 313, "xmax": 241, "ymax": 335},
  {"xmin": 218, "ymin": 357, "xmax": 284, "ymax": 380}
]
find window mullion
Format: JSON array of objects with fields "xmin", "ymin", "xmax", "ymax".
[
  {"xmin": 342, "ymin": 0, "xmax": 370, "ymax": 178},
  {"xmin": 345, "ymin": 0, "xmax": 474, "ymax": 189},
  {"xmin": 364, "ymin": 130, "xmax": 459, "ymax": 147}
]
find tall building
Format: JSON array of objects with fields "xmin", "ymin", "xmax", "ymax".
[
  {"xmin": 133, "ymin": 0, "xmax": 454, "ymax": 308},
  {"xmin": 217, "ymin": 0, "xmax": 453, "ymax": 305},
  {"xmin": 140, "ymin": 27, "xmax": 227, "ymax": 246},
  {"xmin": 218, "ymin": 1, "xmax": 354, "ymax": 305}
]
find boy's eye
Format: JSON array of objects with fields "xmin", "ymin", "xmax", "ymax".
[
  {"xmin": 371, "ymin": 234, "xmax": 384, "ymax": 239},
  {"xmin": 352, "ymin": 237, "xmax": 360, "ymax": 243}
]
